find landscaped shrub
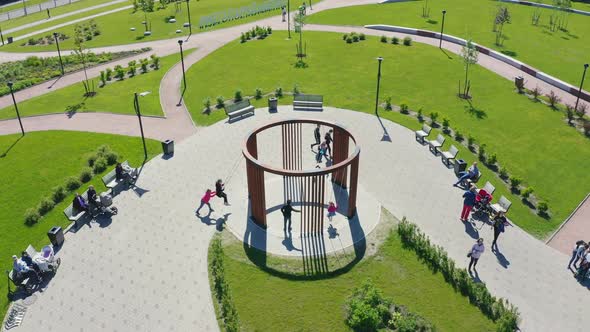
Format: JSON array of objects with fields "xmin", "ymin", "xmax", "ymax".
[
  {"xmin": 486, "ymin": 153, "xmax": 497, "ymax": 166},
  {"xmin": 429, "ymin": 112, "xmax": 438, "ymax": 125},
  {"xmin": 346, "ymin": 279, "xmax": 392, "ymax": 331},
  {"xmin": 400, "ymin": 103, "xmax": 409, "ymax": 114},
  {"xmin": 99, "ymin": 71, "xmax": 106, "ymax": 86},
  {"xmin": 24, "ymin": 208, "xmax": 41, "ymax": 224},
  {"xmin": 499, "ymin": 167, "xmax": 509, "ymax": 180},
  {"xmin": 566, "ymin": 105, "xmax": 575, "ymax": 124},
  {"xmin": 522, "ymin": 186, "xmax": 534, "ymax": 199},
  {"xmin": 454, "ymin": 131, "xmax": 464, "ymax": 142},
  {"xmin": 96, "ymin": 144, "xmax": 111, "ymax": 156},
  {"xmin": 140, "ymin": 58, "xmax": 149, "ymax": 73},
  {"xmin": 385, "ymin": 97, "xmax": 392, "ymax": 111},
  {"xmin": 546, "ymin": 91, "xmax": 561, "ymax": 109},
  {"xmin": 79, "ymin": 167, "xmax": 93, "ymax": 183},
  {"xmin": 346, "ymin": 36, "xmax": 353, "ymax": 43},
  {"xmin": 403, "ymin": 36, "xmax": 412, "ymax": 46},
  {"xmin": 87, "ymin": 153, "xmax": 98, "ymax": 167},
  {"xmin": 275, "ymin": 87, "xmax": 283, "ymax": 97},
  {"xmin": 584, "ymin": 121, "xmax": 590, "ymax": 137},
  {"xmin": 210, "ymin": 236, "xmax": 240, "ymax": 332},
  {"xmin": 509, "ymin": 176, "xmax": 522, "ymax": 190},
  {"xmin": 531, "ymin": 86, "xmax": 541, "ymax": 100},
  {"xmin": 114, "ymin": 65, "xmax": 125, "ymax": 80},
  {"xmin": 216, "ymin": 96, "xmax": 225, "ymax": 109},
  {"xmin": 150, "ymin": 54, "xmax": 160, "ymax": 70},
  {"xmin": 391, "ymin": 36, "xmax": 400, "ymax": 44},
  {"xmin": 127, "ymin": 60, "xmax": 137, "ymax": 77},
  {"xmin": 352, "ymin": 34, "xmax": 360, "ymax": 42},
  {"xmin": 203, "ymin": 97, "xmax": 212, "ymax": 112},
  {"xmin": 537, "ymin": 201, "xmax": 549, "ymax": 215},
  {"xmin": 234, "ymin": 90, "xmax": 243, "ymax": 102},
  {"xmin": 417, "ymin": 108, "xmax": 423, "ymax": 121},
  {"xmin": 267, "ymin": 26, "xmax": 272, "ymax": 34},
  {"xmin": 576, "ymin": 103, "xmax": 587, "ymax": 118},
  {"xmin": 293, "ymin": 85, "xmax": 300, "ymax": 96},
  {"xmin": 442, "ymin": 118, "xmax": 450, "ymax": 133},
  {"xmin": 467, "ymin": 135, "xmax": 475, "ymax": 149},
  {"xmin": 51, "ymin": 185, "xmax": 67, "ymax": 204},
  {"xmin": 104, "ymin": 151, "xmax": 118, "ymax": 165},
  {"xmin": 37, "ymin": 197, "xmax": 55, "ymax": 216},
  {"xmin": 240, "ymin": 33, "xmax": 247, "ymax": 43},
  {"xmin": 343, "ymin": 34, "xmax": 348, "ymax": 40},
  {"xmin": 65, "ymin": 176, "xmax": 82, "ymax": 191},
  {"xmin": 380, "ymin": 35, "xmax": 387, "ymax": 43},
  {"xmin": 105, "ymin": 67, "xmax": 113, "ymax": 81},
  {"xmin": 359, "ymin": 33, "xmax": 366, "ymax": 40},
  {"xmin": 478, "ymin": 144, "xmax": 486, "ymax": 161},
  {"xmin": 255, "ymin": 88, "xmax": 263, "ymax": 99},
  {"xmin": 93, "ymin": 157, "xmax": 108, "ymax": 174}
]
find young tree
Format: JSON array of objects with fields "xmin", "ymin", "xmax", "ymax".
[
  {"xmin": 494, "ymin": 6, "xmax": 511, "ymax": 46},
  {"xmin": 138, "ymin": 0, "xmax": 154, "ymax": 32},
  {"xmin": 461, "ymin": 39, "xmax": 479, "ymax": 99},
  {"xmin": 73, "ymin": 24, "xmax": 94, "ymax": 96},
  {"xmin": 294, "ymin": 6, "xmax": 307, "ymax": 67}
]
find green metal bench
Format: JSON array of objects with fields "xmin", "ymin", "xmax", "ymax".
[{"xmin": 224, "ymin": 100, "xmax": 255, "ymax": 122}]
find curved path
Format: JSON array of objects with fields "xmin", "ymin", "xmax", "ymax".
[{"xmin": 13, "ymin": 106, "xmax": 590, "ymax": 332}]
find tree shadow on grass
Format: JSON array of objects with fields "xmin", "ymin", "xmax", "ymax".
[
  {"xmin": 463, "ymin": 101, "xmax": 487, "ymax": 120},
  {"xmin": 65, "ymin": 101, "xmax": 87, "ymax": 118}
]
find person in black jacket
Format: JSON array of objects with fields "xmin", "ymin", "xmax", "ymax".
[
  {"xmin": 215, "ymin": 179, "xmax": 229, "ymax": 205},
  {"xmin": 310, "ymin": 124, "xmax": 321, "ymax": 150},
  {"xmin": 281, "ymin": 199, "xmax": 300, "ymax": 231}
]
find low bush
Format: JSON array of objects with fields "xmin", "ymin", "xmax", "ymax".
[
  {"xmin": 467, "ymin": 135, "xmax": 475, "ymax": 149},
  {"xmin": 255, "ymin": 88, "xmax": 263, "ymax": 99},
  {"xmin": 522, "ymin": 186, "xmax": 534, "ymax": 199},
  {"xmin": 37, "ymin": 197, "xmax": 55, "ymax": 216},
  {"xmin": 87, "ymin": 153, "xmax": 98, "ymax": 167},
  {"xmin": 93, "ymin": 157, "xmax": 108, "ymax": 174},
  {"xmin": 531, "ymin": 86, "xmax": 541, "ymax": 100},
  {"xmin": 65, "ymin": 176, "xmax": 82, "ymax": 191},
  {"xmin": 499, "ymin": 167, "xmax": 509, "ymax": 180},
  {"xmin": 352, "ymin": 34, "xmax": 359, "ymax": 42},
  {"xmin": 546, "ymin": 91, "xmax": 561, "ymax": 109},
  {"xmin": 429, "ymin": 112, "xmax": 438, "ymax": 125},
  {"xmin": 478, "ymin": 144, "xmax": 486, "ymax": 162},
  {"xmin": 240, "ymin": 33, "xmax": 247, "ymax": 43},
  {"xmin": 359, "ymin": 33, "xmax": 366, "ymax": 40},
  {"xmin": 203, "ymin": 97, "xmax": 212, "ymax": 112},
  {"xmin": 380, "ymin": 35, "xmax": 387, "ymax": 43},
  {"xmin": 234, "ymin": 90, "xmax": 243, "ymax": 102},
  {"xmin": 293, "ymin": 85, "xmax": 300, "ymax": 96},
  {"xmin": 486, "ymin": 153, "xmax": 497, "ymax": 166},
  {"xmin": 104, "ymin": 151, "xmax": 118, "ymax": 165},
  {"xmin": 509, "ymin": 176, "xmax": 522, "ymax": 190},
  {"xmin": 275, "ymin": 86, "xmax": 283, "ymax": 97},
  {"xmin": 79, "ymin": 167, "xmax": 93, "ymax": 183},
  {"xmin": 210, "ymin": 237, "xmax": 240, "ymax": 332},
  {"xmin": 346, "ymin": 36, "xmax": 353, "ymax": 43},
  {"xmin": 385, "ymin": 97, "xmax": 392, "ymax": 111},
  {"xmin": 24, "ymin": 208, "xmax": 41, "ymax": 225},
  {"xmin": 537, "ymin": 201, "xmax": 549, "ymax": 215},
  {"xmin": 454, "ymin": 131, "xmax": 464, "ymax": 142},
  {"xmin": 392, "ymin": 36, "xmax": 400, "ymax": 44},
  {"xmin": 403, "ymin": 36, "xmax": 412, "ymax": 46},
  {"xmin": 400, "ymin": 103, "xmax": 409, "ymax": 114},
  {"xmin": 105, "ymin": 67, "xmax": 113, "ymax": 81},
  {"xmin": 51, "ymin": 185, "xmax": 67, "ymax": 204},
  {"xmin": 442, "ymin": 118, "xmax": 450, "ymax": 133},
  {"xmin": 114, "ymin": 65, "xmax": 125, "ymax": 80},
  {"xmin": 216, "ymin": 96, "xmax": 225, "ymax": 109}
]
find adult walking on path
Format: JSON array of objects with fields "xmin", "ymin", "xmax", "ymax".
[
  {"xmin": 215, "ymin": 179, "xmax": 229, "ymax": 206},
  {"xmin": 568, "ymin": 240, "xmax": 587, "ymax": 271},
  {"xmin": 460, "ymin": 185, "xmax": 477, "ymax": 222},
  {"xmin": 310, "ymin": 124, "xmax": 321, "ymax": 150},
  {"xmin": 281, "ymin": 199, "xmax": 300, "ymax": 231},
  {"xmin": 491, "ymin": 212, "xmax": 511, "ymax": 252},
  {"xmin": 468, "ymin": 238, "xmax": 485, "ymax": 273},
  {"xmin": 324, "ymin": 129, "xmax": 333, "ymax": 158}
]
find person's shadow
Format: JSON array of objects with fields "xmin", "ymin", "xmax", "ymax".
[
  {"xmin": 469, "ymin": 268, "xmax": 483, "ymax": 283},
  {"xmin": 197, "ymin": 210, "xmax": 231, "ymax": 231},
  {"xmin": 327, "ymin": 224, "xmax": 339, "ymax": 239},
  {"xmin": 282, "ymin": 230, "xmax": 301, "ymax": 252},
  {"xmin": 464, "ymin": 220, "xmax": 479, "ymax": 239},
  {"xmin": 492, "ymin": 246, "xmax": 510, "ymax": 269}
]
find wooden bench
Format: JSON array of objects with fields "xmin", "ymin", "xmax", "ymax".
[
  {"xmin": 415, "ymin": 124, "xmax": 432, "ymax": 144},
  {"xmin": 224, "ymin": 100, "xmax": 255, "ymax": 122},
  {"xmin": 101, "ymin": 160, "xmax": 132, "ymax": 195},
  {"xmin": 63, "ymin": 190, "xmax": 89, "ymax": 229},
  {"xmin": 293, "ymin": 94, "xmax": 323, "ymax": 111},
  {"xmin": 441, "ymin": 145, "xmax": 459, "ymax": 166},
  {"xmin": 427, "ymin": 134, "xmax": 445, "ymax": 155}
]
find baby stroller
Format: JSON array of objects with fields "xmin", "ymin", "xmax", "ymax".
[
  {"xmin": 473, "ymin": 189, "xmax": 493, "ymax": 216},
  {"xmin": 34, "ymin": 245, "xmax": 61, "ymax": 273},
  {"xmin": 90, "ymin": 192, "xmax": 118, "ymax": 217}
]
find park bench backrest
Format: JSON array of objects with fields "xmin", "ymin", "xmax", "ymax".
[
  {"xmin": 294, "ymin": 94, "xmax": 323, "ymax": 103},
  {"xmin": 482, "ymin": 181, "xmax": 495, "ymax": 195},
  {"xmin": 25, "ymin": 245, "xmax": 37, "ymax": 258},
  {"xmin": 421, "ymin": 124, "xmax": 432, "ymax": 134},
  {"xmin": 65, "ymin": 190, "xmax": 89, "ymax": 217},
  {"xmin": 225, "ymin": 100, "xmax": 251, "ymax": 114},
  {"xmin": 102, "ymin": 160, "xmax": 129, "ymax": 185},
  {"xmin": 436, "ymin": 134, "xmax": 445, "ymax": 145},
  {"xmin": 448, "ymin": 145, "xmax": 459, "ymax": 157},
  {"xmin": 499, "ymin": 196, "xmax": 512, "ymax": 211}
]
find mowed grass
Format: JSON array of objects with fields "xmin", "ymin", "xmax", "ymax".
[
  {"xmin": 220, "ymin": 224, "xmax": 496, "ymax": 331},
  {"xmin": 0, "ymin": 131, "xmax": 161, "ymax": 314},
  {"xmin": 184, "ymin": 31, "xmax": 590, "ymax": 238},
  {"xmin": 306, "ymin": 0, "xmax": 590, "ymax": 86},
  {"xmin": 0, "ymin": 0, "xmax": 285, "ymax": 51},
  {"xmin": 0, "ymin": 50, "xmax": 189, "ymax": 119},
  {"xmin": 0, "ymin": 0, "xmax": 116, "ymax": 31}
]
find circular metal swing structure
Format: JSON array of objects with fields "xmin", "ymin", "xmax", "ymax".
[{"xmin": 242, "ymin": 118, "xmax": 360, "ymax": 233}]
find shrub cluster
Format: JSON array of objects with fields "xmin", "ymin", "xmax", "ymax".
[
  {"xmin": 100, "ymin": 54, "xmax": 160, "ymax": 85},
  {"xmin": 346, "ymin": 279, "xmax": 434, "ymax": 332},
  {"xmin": 240, "ymin": 26, "xmax": 272, "ymax": 43},
  {"xmin": 23, "ymin": 32, "xmax": 69, "ymax": 46},
  {"xmin": 210, "ymin": 237, "xmax": 240, "ymax": 332},
  {"xmin": 343, "ymin": 32, "xmax": 366, "ymax": 43},
  {"xmin": 397, "ymin": 219, "xmax": 520, "ymax": 332},
  {"xmin": 24, "ymin": 145, "xmax": 120, "ymax": 224}
]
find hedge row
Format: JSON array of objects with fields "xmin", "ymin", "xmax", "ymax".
[
  {"xmin": 210, "ymin": 237, "xmax": 240, "ymax": 332},
  {"xmin": 24, "ymin": 145, "xmax": 119, "ymax": 225},
  {"xmin": 397, "ymin": 219, "xmax": 520, "ymax": 332}
]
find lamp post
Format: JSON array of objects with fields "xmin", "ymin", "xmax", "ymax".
[
  {"xmin": 374, "ymin": 57, "xmax": 383, "ymax": 116},
  {"xmin": 7, "ymin": 82, "xmax": 25, "ymax": 136},
  {"xmin": 53, "ymin": 32, "xmax": 64, "ymax": 75},
  {"xmin": 574, "ymin": 63, "xmax": 589, "ymax": 112},
  {"xmin": 177, "ymin": 40, "xmax": 187, "ymax": 106},
  {"xmin": 22, "ymin": 0, "xmax": 27, "ymax": 16},
  {"xmin": 0, "ymin": 25, "xmax": 4, "ymax": 45},
  {"xmin": 439, "ymin": 10, "xmax": 446, "ymax": 48},
  {"xmin": 287, "ymin": 0, "xmax": 291, "ymax": 39},
  {"xmin": 185, "ymin": 0, "xmax": 192, "ymax": 39},
  {"xmin": 133, "ymin": 93, "xmax": 148, "ymax": 160}
]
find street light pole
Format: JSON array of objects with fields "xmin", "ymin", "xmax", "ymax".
[
  {"xmin": 177, "ymin": 40, "xmax": 187, "ymax": 106},
  {"xmin": 0, "ymin": 26, "xmax": 4, "ymax": 46},
  {"xmin": 439, "ymin": 10, "xmax": 446, "ymax": 48},
  {"xmin": 133, "ymin": 93, "xmax": 148, "ymax": 160},
  {"xmin": 53, "ymin": 32, "xmax": 64, "ymax": 75},
  {"xmin": 374, "ymin": 57, "xmax": 383, "ymax": 116},
  {"xmin": 574, "ymin": 63, "xmax": 589, "ymax": 112},
  {"xmin": 185, "ymin": 0, "xmax": 192, "ymax": 40},
  {"xmin": 287, "ymin": 0, "xmax": 291, "ymax": 39},
  {"xmin": 7, "ymin": 82, "xmax": 25, "ymax": 136}
]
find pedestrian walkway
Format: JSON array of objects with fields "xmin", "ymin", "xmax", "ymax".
[{"xmin": 12, "ymin": 107, "xmax": 590, "ymax": 332}]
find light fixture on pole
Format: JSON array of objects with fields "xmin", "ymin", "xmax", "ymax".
[
  {"xmin": 53, "ymin": 32, "xmax": 64, "ymax": 75},
  {"xmin": 439, "ymin": 10, "xmax": 446, "ymax": 48},
  {"xmin": 133, "ymin": 93, "xmax": 148, "ymax": 160},
  {"xmin": 177, "ymin": 40, "xmax": 187, "ymax": 106},
  {"xmin": 574, "ymin": 63, "xmax": 589, "ymax": 112},
  {"xmin": 185, "ymin": 0, "xmax": 192, "ymax": 40},
  {"xmin": 7, "ymin": 82, "xmax": 25, "ymax": 136},
  {"xmin": 374, "ymin": 57, "xmax": 383, "ymax": 116}
]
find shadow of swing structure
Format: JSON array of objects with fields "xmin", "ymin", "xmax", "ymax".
[{"xmin": 241, "ymin": 118, "xmax": 367, "ymax": 278}]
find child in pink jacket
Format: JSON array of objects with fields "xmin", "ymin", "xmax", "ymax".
[
  {"xmin": 327, "ymin": 202, "xmax": 337, "ymax": 221},
  {"xmin": 196, "ymin": 189, "xmax": 216, "ymax": 215}
]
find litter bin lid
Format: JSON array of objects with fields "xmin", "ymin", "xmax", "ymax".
[{"xmin": 49, "ymin": 226, "xmax": 61, "ymax": 233}]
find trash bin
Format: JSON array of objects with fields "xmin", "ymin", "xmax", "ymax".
[
  {"xmin": 47, "ymin": 226, "xmax": 64, "ymax": 247},
  {"xmin": 454, "ymin": 159, "xmax": 467, "ymax": 176},
  {"xmin": 7, "ymin": 37, "xmax": 13, "ymax": 44},
  {"xmin": 515, "ymin": 76, "xmax": 524, "ymax": 92},
  {"xmin": 162, "ymin": 139, "xmax": 174, "ymax": 155},
  {"xmin": 268, "ymin": 97, "xmax": 278, "ymax": 112}
]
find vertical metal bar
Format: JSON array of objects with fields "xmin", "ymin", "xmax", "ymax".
[
  {"xmin": 282, "ymin": 124, "xmax": 287, "ymax": 169},
  {"xmin": 320, "ymin": 173, "xmax": 325, "ymax": 232},
  {"xmin": 348, "ymin": 155, "xmax": 360, "ymax": 218}
]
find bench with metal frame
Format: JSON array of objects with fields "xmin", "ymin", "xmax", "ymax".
[
  {"xmin": 101, "ymin": 160, "xmax": 133, "ymax": 195},
  {"xmin": 441, "ymin": 145, "xmax": 459, "ymax": 166},
  {"xmin": 427, "ymin": 134, "xmax": 445, "ymax": 155},
  {"xmin": 293, "ymin": 94, "xmax": 323, "ymax": 111},
  {"xmin": 224, "ymin": 100, "xmax": 255, "ymax": 121},
  {"xmin": 415, "ymin": 124, "xmax": 432, "ymax": 144}
]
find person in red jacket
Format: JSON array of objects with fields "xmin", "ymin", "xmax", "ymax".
[{"xmin": 196, "ymin": 189, "xmax": 216, "ymax": 215}]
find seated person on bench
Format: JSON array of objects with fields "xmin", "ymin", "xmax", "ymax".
[
  {"xmin": 87, "ymin": 185, "xmax": 100, "ymax": 207},
  {"xmin": 73, "ymin": 193, "xmax": 89, "ymax": 212},
  {"xmin": 12, "ymin": 255, "xmax": 40, "ymax": 283},
  {"xmin": 21, "ymin": 251, "xmax": 41, "ymax": 274},
  {"xmin": 454, "ymin": 162, "xmax": 479, "ymax": 187},
  {"xmin": 116, "ymin": 163, "xmax": 137, "ymax": 185}
]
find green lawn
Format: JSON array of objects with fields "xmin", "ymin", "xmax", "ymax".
[
  {"xmin": 183, "ymin": 31, "xmax": 590, "ymax": 239},
  {"xmin": 0, "ymin": 0, "xmax": 286, "ymax": 52},
  {"xmin": 0, "ymin": 130, "xmax": 160, "ymax": 314},
  {"xmin": 219, "ymin": 213, "xmax": 496, "ymax": 331},
  {"xmin": 306, "ymin": 0, "xmax": 590, "ymax": 87},
  {"xmin": 0, "ymin": 50, "xmax": 189, "ymax": 119},
  {"xmin": 0, "ymin": 0, "xmax": 116, "ymax": 31}
]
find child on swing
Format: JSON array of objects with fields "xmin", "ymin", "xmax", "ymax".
[{"xmin": 327, "ymin": 201, "xmax": 337, "ymax": 221}]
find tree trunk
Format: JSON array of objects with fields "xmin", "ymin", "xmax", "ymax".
[{"xmin": 464, "ymin": 63, "xmax": 470, "ymax": 97}]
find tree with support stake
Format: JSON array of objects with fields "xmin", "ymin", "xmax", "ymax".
[
  {"xmin": 459, "ymin": 39, "xmax": 478, "ymax": 99},
  {"xmin": 134, "ymin": 93, "xmax": 148, "ymax": 160},
  {"xmin": 294, "ymin": 6, "xmax": 307, "ymax": 68},
  {"xmin": 73, "ymin": 25, "xmax": 95, "ymax": 97}
]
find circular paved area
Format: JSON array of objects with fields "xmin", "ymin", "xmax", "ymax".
[{"xmin": 11, "ymin": 106, "xmax": 590, "ymax": 332}]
